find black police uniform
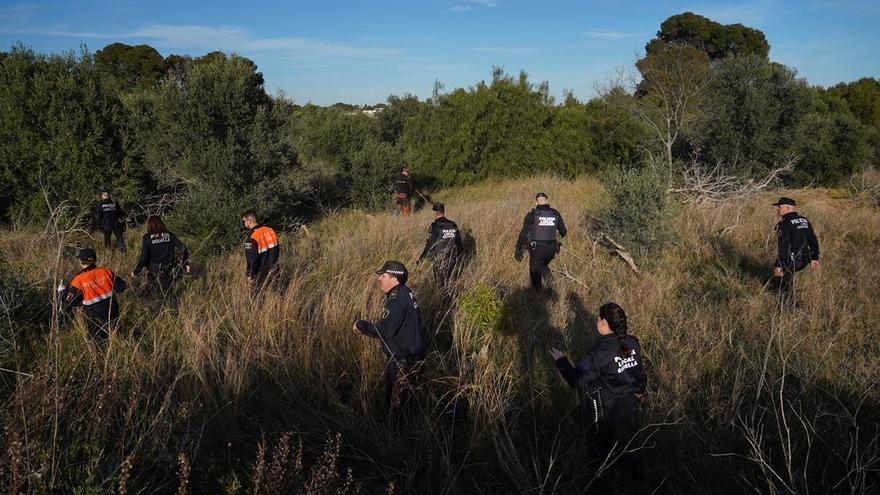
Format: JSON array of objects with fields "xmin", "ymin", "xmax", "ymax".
[
  {"xmin": 393, "ymin": 173, "xmax": 414, "ymax": 197},
  {"xmin": 133, "ymin": 231, "xmax": 190, "ymax": 292},
  {"xmin": 516, "ymin": 204, "xmax": 567, "ymax": 289},
  {"xmin": 96, "ymin": 199, "xmax": 126, "ymax": 252},
  {"xmin": 355, "ymin": 283, "xmax": 425, "ymax": 407},
  {"xmin": 554, "ymin": 334, "xmax": 647, "ymax": 457},
  {"xmin": 775, "ymin": 211, "xmax": 820, "ymax": 297},
  {"xmin": 419, "ymin": 216, "xmax": 463, "ymax": 285}
]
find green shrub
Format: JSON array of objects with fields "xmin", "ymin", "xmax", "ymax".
[
  {"xmin": 600, "ymin": 163, "xmax": 676, "ymax": 262},
  {"xmin": 169, "ymin": 183, "xmax": 250, "ymax": 251},
  {"xmin": 458, "ymin": 283, "xmax": 507, "ymax": 334}
]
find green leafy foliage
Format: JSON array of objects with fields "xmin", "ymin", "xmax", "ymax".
[
  {"xmin": 458, "ymin": 283, "xmax": 508, "ymax": 334},
  {"xmin": 600, "ymin": 164, "xmax": 676, "ymax": 261},
  {"xmin": 647, "ymin": 11, "xmax": 770, "ymax": 60},
  {"xmin": 695, "ymin": 55, "xmax": 812, "ymax": 175},
  {"xmin": 402, "ymin": 68, "xmax": 644, "ymax": 187},
  {"xmin": 0, "ymin": 44, "xmax": 132, "ymax": 221}
]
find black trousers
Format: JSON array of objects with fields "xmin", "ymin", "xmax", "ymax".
[
  {"xmin": 381, "ymin": 356, "xmax": 420, "ymax": 409},
  {"xmin": 779, "ymin": 258, "xmax": 810, "ymax": 300},
  {"xmin": 148, "ymin": 265, "xmax": 175, "ymax": 294},
  {"xmin": 528, "ymin": 242, "xmax": 557, "ymax": 289},
  {"xmin": 251, "ymin": 266, "xmax": 278, "ymax": 297},
  {"xmin": 431, "ymin": 255, "xmax": 459, "ymax": 287},
  {"xmin": 593, "ymin": 394, "xmax": 636, "ymax": 459},
  {"xmin": 83, "ymin": 300, "xmax": 119, "ymax": 344},
  {"xmin": 101, "ymin": 225, "xmax": 126, "ymax": 252}
]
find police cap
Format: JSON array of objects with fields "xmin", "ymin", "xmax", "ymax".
[
  {"xmin": 432, "ymin": 202, "xmax": 445, "ymax": 212},
  {"xmin": 535, "ymin": 192, "xmax": 548, "ymax": 200},
  {"xmin": 77, "ymin": 248, "xmax": 97, "ymax": 262},
  {"xmin": 772, "ymin": 197, "xmax": 796, "ymax": 207},
  {"xmin": 375, "ymin": 260, "xmax": 408, "ymax": 281}
]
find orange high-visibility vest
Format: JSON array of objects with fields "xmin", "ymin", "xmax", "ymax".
[
  {"xmin": 250, "ymin": 226, "xmax": 279, "ymax": 254},
  {"xmin": 70, "ymin": 266, "xmax": 115, "ymax": 306}
]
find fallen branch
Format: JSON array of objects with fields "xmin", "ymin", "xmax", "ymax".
[
  {"xmin": 671, "ymin": 155, "xmax": 796, "ymax": 205},
  {"xmin": 602, "ymin": 234, "xmax": 640, "ymax": 274}
]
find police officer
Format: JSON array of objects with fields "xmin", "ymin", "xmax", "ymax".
[
  {"xmin": 772, "ymin": 197, "xmax": 820, "ymax": 300},
  {"xmin": 242, "ymin": 211, "xmax": 280, "ymax": 295},
  {"xmin": 132, "ymin": 215, "xmax": 191, "ymax": 294},
  {"xmin": 549, "ymin": 302, "xmax": 646, "ymax": 459},
  {"xmin": 95, "ymin": 192, "xmax": 126, "ymax": 252},
  {"xmin": 393, "ymin": 167, "xmax": 415, "ymax": 217},
  {"xmin": 60, "ymin": 248, "xmax": 127, "ymax": 343},
  {"xmin": 352, "ymin": 261, "xmax": 425, "ymax": 409},
  {"xmin": 515, "ymin": 192, "xmax": 567, "ymax": 290},
  {"xmin": 418, "ymin": 202, "xmax": 463, "ymax": 287}
]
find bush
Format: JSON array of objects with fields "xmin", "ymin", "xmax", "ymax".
[
  {"xmin": 458, "ymin": 283, "xmax": 507, "ymax": 334},
  {"xmin": 169, "ymin": 183, "xmax": 250, "ymax": 251},
  {"xmin": 600, "ymin": 163, "xmax": 676, "ymax": 261}
]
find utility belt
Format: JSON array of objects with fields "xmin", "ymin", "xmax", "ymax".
[
  {"xmin": 149, "ymin": 262, "xmax": 178, "ymax": 276},
  {"xmin": 529, "ymin": 240, "xmax": 560, "ymax": 252}
]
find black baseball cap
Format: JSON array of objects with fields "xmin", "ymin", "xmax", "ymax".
[
  {"xmin": 772, "ymin": 197, "xmax": 796, "ymax": 207},
  {"xmin": 375, "ymin": 260, "xmax": 408, "ymax": 280},
  {"xmin": 432, "ymin": 202, "xmax": 445, "ymax": 212},
  {"xmin": 77, "ymin": 248, "xmax": 97, "ymax": 262},
  {"xmin": 535, "ymin": 192, "xmax": 548, "ymax": 199}
]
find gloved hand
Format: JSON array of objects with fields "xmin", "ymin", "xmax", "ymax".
[{"xmin": 514, "ymin": 247, "xmax": 523, "ymax": 262}]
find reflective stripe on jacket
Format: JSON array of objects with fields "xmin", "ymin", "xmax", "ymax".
[{"xmin": 70, "ymin": 266, "xmax": 115, "ymax": 306}]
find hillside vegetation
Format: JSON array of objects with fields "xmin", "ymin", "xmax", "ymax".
[{"xmin": 0, "ymin": 175, "xmax": 877, "ymax": 493}]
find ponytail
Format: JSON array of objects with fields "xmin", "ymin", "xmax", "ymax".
[{"xmin": 599, "ymin": 302, "xmax": 630, "ymax": 359}]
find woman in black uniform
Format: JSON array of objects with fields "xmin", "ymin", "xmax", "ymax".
[
  {"xmin": 550, "ymin": 302, "xmax": 646, "ymax": 459},
  {"xmin": 132, "ymin": 215, "xmax": 190, "ymax": 294}
]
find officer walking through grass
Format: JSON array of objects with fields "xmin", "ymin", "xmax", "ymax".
[
  {"xmin": 550, "ymin": 302, "xmax": 646, "ymax": 463},
  {"xmin": 132, "ymin": 215, "xmax": 191, "ymax": 294},
  {"xmin": 242, "ymin": 211, "xmax": 280, "ymax": 295},
  {"xmin": 96, "ymin": 192, "xmax": 126, "ymax": 252},
  {"xmin": 352, "ymin": 261, "xmax": 425, "ymax": 409},
  {"xmin": 60, "ymin": 248, "xmax": 127, "ymax": 344},
  {"xmin": 515, "ymin": 192, "xmax": 567, "ymax": 290},
  {"xmin": 393, "ymin": 167, "xmax": 415, "ymax": 217},
  {"xmin": 772, "ymin": 197, "xmax": 820, "ymax": 301},
  {"xmin": 418, "ymin": 202, "xmax": 463, "ymax": 287}
]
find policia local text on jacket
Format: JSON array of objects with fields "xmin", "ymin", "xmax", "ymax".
[
  {"xmin": 515, "ymin": 200, "xmax": 567, "ymax": 290},
  {"xmin": 96, "ymin": 197, "xmax": 126, "ymax": 252},
  {"xmin": 62, "ymin": 250, "xmax": 127, "ymax": 343},
  {"xmin": 775, "ymin": 208, "xmax": 820, "ymax": 297},
  {"xmin": 244, "ymin": 224, "xmax": 280, "ymax": 291},
  {"xmin": 355, "ymin": 277, "xmax": 425, "ymax": 407},
  {"xmin": 554, "ymin": 334, "xmax": 647, "ymax": 456},
  {"xmin": 418, "ymin": 206, "xmax": 463, "ymax": 284},
  {"xmin": 134, "ymin": 231, "xmax": 190, "ymax": 292}
]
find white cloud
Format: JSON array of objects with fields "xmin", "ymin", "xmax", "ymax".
[
  {"xmin": 471, "ymin": 46, "xmax": 538, "ymax": 54},
  {"xmin": 583, "ymin": 30, "xmax": 645, "ymax": 39},
  {"xmin": 3, "ymin": 23, "xmax": 402, "ymax": 59},
  {"xmin": 449, "ymin": 0, "xmax": 499, "ymax": 12}
]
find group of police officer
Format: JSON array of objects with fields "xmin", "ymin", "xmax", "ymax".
[{"xmin": 60, "ymin": 178, "xmax": 820, "ymax": 466}]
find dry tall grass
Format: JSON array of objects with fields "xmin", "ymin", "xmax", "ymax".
[{"xmin": 0, "ymin": 175, "xmax": 877, "ymax": 493}]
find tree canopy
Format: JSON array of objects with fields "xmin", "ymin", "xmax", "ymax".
[{"xmin": 646, "ymin": 11, "xmax": 770, "ymax": 60}]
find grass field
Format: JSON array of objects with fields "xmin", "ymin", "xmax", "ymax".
[{"xmin": 0, "ymin": 175, "xmax": 877, "ymax": 493}]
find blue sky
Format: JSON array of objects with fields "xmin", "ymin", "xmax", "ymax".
[{"xmin": 1, "ymin": 0, "xmax": 878, "ymax": 105}]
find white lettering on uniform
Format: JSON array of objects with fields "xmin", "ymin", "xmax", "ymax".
[
  {"xmin": 441, "ymin": 229, "xmax": 456, "ymax": 239},
  {"xmin": 151, "ymin": 233, "xmax": 171, "ymax": 244},
  {"xmin": 614, "ymin": 349, "xmax": 638, "ymax": 373},
  {"xmin": 538, "ymin": 216, "xmax": 556, "ymax": 227},
  {"xmin": 410, "ymin": 292, "xmax": 418, "ymax": 309},
  {"xmin": 791, "ymin": 218, "xmax": 809, "ymax": 230}
]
